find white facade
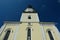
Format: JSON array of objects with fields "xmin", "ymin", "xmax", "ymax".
[{"xmin": 0, "ymin": 5, "xmax": 60, "ymax": 40}]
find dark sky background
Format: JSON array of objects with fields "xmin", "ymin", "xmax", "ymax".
[{"xmin": 0, "ymin": 0, "xmax": 60, "ymax": 31}]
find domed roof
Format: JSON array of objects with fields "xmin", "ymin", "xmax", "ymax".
[{"xmin": 23, "ymin": 5, "xmax": 37, "ymax": 13}]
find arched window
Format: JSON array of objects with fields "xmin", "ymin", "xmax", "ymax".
[
  {"xmin": 27, "ymin": 28, "xmax": 31, "ymax": 40},
  {"xmin": 3, "ymin": 30, "xmax": 11, "ymax": 40},
  {"xmin": 48, "ymin": 30, "xmax": 54, "ymax": 40}
]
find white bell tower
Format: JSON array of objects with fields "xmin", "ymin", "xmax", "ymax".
[{"xmin": 20, "ymin": 5, "xmax": 39, "ymax": 22}]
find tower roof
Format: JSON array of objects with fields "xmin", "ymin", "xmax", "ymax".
[{"xmin": 23, "ymin": 5, "xmax": 37, "ymax": 13}]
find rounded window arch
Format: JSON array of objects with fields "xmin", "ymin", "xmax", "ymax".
[
  {"xmin": 47, "ymin": 29, "xmax": 54, "ymax": 40},
  {"xmin": 27, "ymin": 27, "xmax": 31, "ymax": 40},
  {"xmin": 3, "ymin": 29, "xmax": 11, "ymax": 40}
]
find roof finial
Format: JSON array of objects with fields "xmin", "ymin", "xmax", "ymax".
[{"xmin": 28, "ymin": 5, "xmax": 32, "ymax": 8}]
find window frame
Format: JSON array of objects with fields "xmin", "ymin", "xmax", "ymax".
[
  {"xmin": 3, "ymin": 29, "xmax": 11, "ymax": 40},
  {"xmin": 47, "ymin": 30, "xmax": 54, "ymax": 40}
]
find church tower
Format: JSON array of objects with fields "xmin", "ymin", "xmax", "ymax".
[
  {"xmin": 0, "ymin": 5, "xmax": 60, "ymax": 40},
  {"xmin": 20, "ymin": 5, "xmax": 39, "ymax": 22},
  {"xmin": 20, "ymin": 5, "xmax": 42, "ymax": 40}
]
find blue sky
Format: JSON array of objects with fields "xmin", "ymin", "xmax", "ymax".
[{"xmin": 0, "ymin": 0, "xmax": 60, "ymax": 31}]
